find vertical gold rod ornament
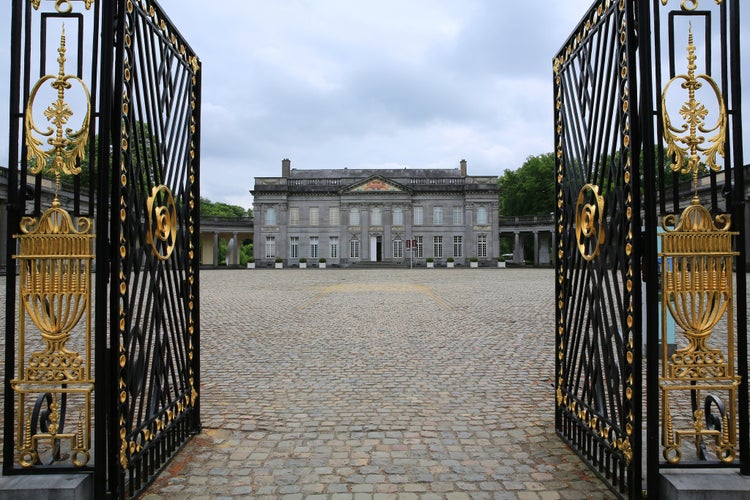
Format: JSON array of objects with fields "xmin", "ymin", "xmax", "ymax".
[
  {"xmin": 12, "ymin": 27, "xmax": 94, "ymax": 468},
  {"xmin": 659, "ymin": 27, "xmax": 737, "ymax": 464}
]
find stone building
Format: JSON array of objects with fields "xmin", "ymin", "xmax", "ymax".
[{"xmin": 250, "ymin": 159, "xmax": 499, "ymax": 266}]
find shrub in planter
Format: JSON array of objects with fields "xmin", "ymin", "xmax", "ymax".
[
  {"xmin": 469, "ymin": 256, "xmax": 479, "ymax": 268},
  {"xmin": 318, "ymin": 257, "xmax": 326, "ymax": 268},
  {"xmin": 447, "ymin": 257, "xmax": 454, "ymax": 262}
]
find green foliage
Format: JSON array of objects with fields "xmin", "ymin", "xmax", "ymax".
[
  {"xmin": 240, "ymin": 243, "xmax": 254, "ymax": 265},
  {"xmin": 200, "ymin": 197, "xmax": 251, "ymax": 218},
  {"xmin": 498, "ymin": 153, "xmax": 555, "ymax": 216}
]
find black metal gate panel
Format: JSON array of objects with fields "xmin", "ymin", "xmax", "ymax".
[
  {"xmin": 553, "ymin": 1, "xmax": 641, "ymax": 497},
  {"xmin": 4, "ymin": 0, "xmax": 200, "ymax": 498},
  {"xmin": 556, "ymin": 0, "xmax": 747, "ymax": 497},
  {"xmin": 637, "ymin": 0, "xmax": 748, "ymax": 494},
  {"xmin": 4, "ymin": 0, "xmax": 105, "ymax": 481},
  {"xmin": 110, "ymin": 0, "xmax": 201, "ymax": 496}
]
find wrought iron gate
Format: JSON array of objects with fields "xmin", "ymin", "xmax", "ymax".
[
  {"xmin": 554, "ymin": 1, "xmax": 642, "ymax": 496},
  {"xmin": 556, "ymin": 1, "xmax": 746, "ymax": 498},
  {"xmin": 4, "ymin": 1, "xmax": 201, "ymax": 497}
]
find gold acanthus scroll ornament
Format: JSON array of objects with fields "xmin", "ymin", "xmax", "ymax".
[
  {"xmin": 661, "ymin": 25, "xmax": 726, "ymax": 201},
  {"xmin": 24, "ymin": 26, "xmax": 91, "ymax": 201}
]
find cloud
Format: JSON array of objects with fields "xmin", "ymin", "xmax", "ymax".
[{"xmin": 1, "ymin": 1, "xmax": 748, "ymax": 211}]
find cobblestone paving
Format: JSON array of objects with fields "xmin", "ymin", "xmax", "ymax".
[{"xmin": 141, "ymin": 268, "xmax": 615, "ymax": 499}]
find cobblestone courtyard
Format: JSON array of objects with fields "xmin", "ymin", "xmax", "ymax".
[{"xmin": 142, "ymin": 268, "xmax": 613, "ymax": 499}]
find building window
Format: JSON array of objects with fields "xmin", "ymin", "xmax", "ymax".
[
  {"xmin": 350, "ymin": 207, "xmax": 360, "ymax": 226},
  {"xmin": 433, "ymin": 207, "xmax": 443, "ymax": 225},
  {"xmin": 415, "ymin": 236, "xmax": 424, "ymax": 258},
  {"xmin": 477, "ymin": 234, "xmax": 487, "ymax": 258},
  {"xmin": 309, "ymin": 236, "xmax": 319, "ymax": 258},
  {"xmin": 265, "ymin": 236, "xmax": 276, "ymax": 259},
  {"xmin": 453, "ymin": 206, "xmax": 463, "ymax": 225},
  {"xmin": 289, "ymin": 236, "xmax": 299, "ymax": 259},
  {"xmin": 350, "ymin": 236, "xmax": 360, "ymax": 258},
  {"xmin": 453, "ymin": 235, "xmax": 463, "ymax": 257},
  {"xmin": 329, "ymin": 236, "xmax": 339, "ymax": 258},
  {"xmin": 392, "ymin": 207, "xmax": 403, "ymax": 225},
  {"xmin": 264, "ymin": 207, "xmax": 276, "ymax": 225},
  {"xmin": 477, "ymin": 206, "xmax": 488, "ymax": 225},
  {"xmin": 393, "ymin": 238, "xmax": 403, "ymax": 259},
  {"xmin": 289, "ymin": 207, "xmax": 300, "ymax": 225},
  {"xmin": 309, "ymin": 207, "xmax": 319, "ymax": 226},
  {"xmin": 433, "ymin": 236, "xmax": 443, "ymax": 258},
  {"xmin": 371, "ymin": 207, "xmax": 382, "ymax": 226},
  {"xmin": 329, "ymin": 207, "xmax": 340, "ymax": 226},
  {"xmin": 414, "ymin": 206, "xmax": 423, "ymax": 225}
]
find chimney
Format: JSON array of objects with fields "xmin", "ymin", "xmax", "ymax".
[
  {"xmin": 282, "ymin": 158, "xmax": 291, "ymax": 177},
  {"xmin": 460, "ymin": 159, "xmax": 467, "ymax": 176}
]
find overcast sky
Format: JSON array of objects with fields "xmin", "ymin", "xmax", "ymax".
[{"xmin": 1, "ymin": 1, "xmax": 748, "ymax": 210}]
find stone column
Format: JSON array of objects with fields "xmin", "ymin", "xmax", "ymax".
[
  {"xmin": 533, "ymin": 231, "xmax": 540, "ymax": 266},
  {"xmin": 514, "ymin": 231, "xmax": 522, "ymax": 263},
  {"xmin": 232, "ymin": 231, "xmax": 239, "ymax": 266},
  {"xmin": 360, "ymin": 206, "xmax": 368, "ymax": 260},
  {"xmin": 213, "ymin": 232, "xmax": 219, "ymax": 267},
  {"xmin": 465, "ymin": 203, "xmax": 474, "ymax": 259}
]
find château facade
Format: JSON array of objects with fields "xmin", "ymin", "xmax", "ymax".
[{"xmin": 251, "ymin": 159, "xmax": 499, "ymax": 266}]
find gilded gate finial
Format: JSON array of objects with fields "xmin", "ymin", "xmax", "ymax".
[
  {"xmin": 661, "ymin": 25, "xmax": 726, "ymax": 201},
  {"xmin": 24, "ymin": 26, "xmax": 91, "ymax": 202}
]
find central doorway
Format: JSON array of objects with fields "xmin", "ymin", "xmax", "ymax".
[{"xmin": 370, "ymin": 235, "xmax": 382, "ymax": 261}]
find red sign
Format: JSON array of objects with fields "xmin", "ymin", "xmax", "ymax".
[{"xmin": 405, "ymin": 239, "xmax": 411, "ymax": 250}]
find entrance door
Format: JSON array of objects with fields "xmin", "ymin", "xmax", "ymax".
[{"xmin": 376, "ymin": 236, "xmax": 383, "ymax": 261}]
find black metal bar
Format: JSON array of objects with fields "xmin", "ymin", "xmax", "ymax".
[
  {"xmin": 624, "ymin": 2, "xmax": 643, "ymax": 497},
  {"xmin": 727, "ymin": 0, "xmax": 748, "ymax": 476},
  {"xmin": 191, "ymin": 56, "xmax": 202, "ymax": 434},
  {"xmin": 637, "ymin": 1, "xmax": 661, "ymax": 496},
  {"xmin": 3, "ymin": 0, "xmax": 24, "ymax": 473}
]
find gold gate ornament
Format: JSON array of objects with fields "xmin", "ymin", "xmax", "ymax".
[
  {"xmin": 11, "ymin": 27, "xmax": 94, "ymax": 468},
  {"xmin": 659, "ymin": 25, "xmax": 737, "ymax": 464},
  {"xmin": 11, "ymin": 200, "xmax": 94, "ymax": 467}
]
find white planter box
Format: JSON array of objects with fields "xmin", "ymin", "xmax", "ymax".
[
  {"xmin": 497, "ymin": 261, "xmax": 506, "ymax": 268},
  {"xmin": 275, "ymin": 263, "xmax": 283, "ymax": 269},
  {"xmin": 447, "ymin": 262, "xmax": 454, "ymax": 268},
  {"xmin": 426, "ymin": 262, "xmax": 434, "ymax": 268},
  {"xmin": 470, "ymin": 261, "xmax": 478, "ymax": 268},
  {"xmin": 299, "ymin": 263, "xmax": 307, "ymax": 269},
  {"xmin": 247, "ymin": 262, "xmax": 255, "ymax": 269},
  {"xmin": 319, "ymin": 263, "xmax": 326, "ymax": 269}
]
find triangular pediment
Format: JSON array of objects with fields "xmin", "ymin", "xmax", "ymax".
[{"xmin": 345, "ymin": 176, "xmax": 406, "ymax": 193}]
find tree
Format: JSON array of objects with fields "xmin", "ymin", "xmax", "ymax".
[
  {"xmin": 498, "ymin": 153, "xmax": 556, "ymax": 216},
  {"xmin": 200, "ymin": 197, "xmax": 251, "ymax": 218}
]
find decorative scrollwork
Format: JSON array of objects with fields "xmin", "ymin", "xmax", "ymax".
[
  {"xmin": 146, "ymin": 185, "xmax": 177, "ymax": 261},
  {"xmin": 31, "ymin": 0, "xmax": 94, "ymax": 13},
  {"xmin": 24, "ymin": 27, "xmax": 91, "ymax": 200},
  {"xmin": 661, "ymin": 26, "xmax": 726, "ymax": 200},
  {"xmin": 660, "ymin": 0, "xmax": 722, "ymax": 11},
  {"xmin": 575, "ymin": 184, "xmax": 606, "ymax": 261}
]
